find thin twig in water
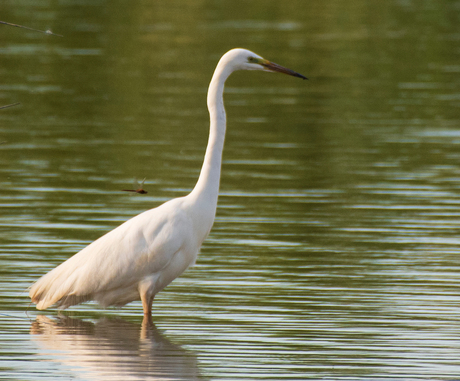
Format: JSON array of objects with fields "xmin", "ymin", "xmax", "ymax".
[
  {"xmin": 0, "ymin": 103, "xmax": 20, "ymax": 110},
  {"xmin": 0, "ymin": 21, "xmax": 63, "ymax": 37}
]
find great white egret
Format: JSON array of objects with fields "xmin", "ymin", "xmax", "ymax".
[{"xmin": 29, "ymin": 48, "xmax": 306, "ymax": 324}]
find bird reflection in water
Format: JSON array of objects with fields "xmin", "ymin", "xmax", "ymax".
[
  {"xmin": 30, "ymin": 315, "xmax": 203, "ymax": 381},
  {"xmin": 122, "ymin": 178, "xmax": 148, "ymax": 194}
]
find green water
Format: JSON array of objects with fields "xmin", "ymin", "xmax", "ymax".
[{"xmin": 1, "ymin": 0, "xmax": 460, "ymax": 380}]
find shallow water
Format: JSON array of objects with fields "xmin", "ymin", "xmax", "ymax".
[{"xmin": 1, "ymin": 0, "xmax": 460, "ymax": 380}]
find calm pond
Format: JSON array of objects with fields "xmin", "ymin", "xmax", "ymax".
[{"xmin": 1, "ymin": 0, "xmax": 460, "ymax": 380}]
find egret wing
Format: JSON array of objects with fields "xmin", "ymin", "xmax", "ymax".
[{"xmin": 29, "ymin": 198, "xmax": 192, "ymax": 310}]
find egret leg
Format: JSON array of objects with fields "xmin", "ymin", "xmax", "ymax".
[{"xmin": 141, "ymin": 292, "xmax": 154, "ymax": 325}]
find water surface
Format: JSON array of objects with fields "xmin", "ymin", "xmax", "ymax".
[{"xmin": 1, "ymin": 0, "xmax": 460, "ymax": 380}]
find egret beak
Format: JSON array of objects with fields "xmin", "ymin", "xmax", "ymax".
[{"xmin": 261, "ymin": 60, "xmax": 307, "ymax": 80}]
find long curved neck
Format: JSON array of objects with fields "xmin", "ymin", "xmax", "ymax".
[{"xmin": 190, "ymin": 60, "xmax": 233, "ymax": 210}]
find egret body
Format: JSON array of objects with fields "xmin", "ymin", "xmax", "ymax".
[{"xmin": 29, "ymin": 48, "xmax": 306, "ymax": 324}]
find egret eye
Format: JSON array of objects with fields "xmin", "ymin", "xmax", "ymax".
[{"xmin": 248, "ymin": 56, "xmax": 259, "ymax": 63}]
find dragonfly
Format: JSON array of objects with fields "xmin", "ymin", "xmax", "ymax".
[{"xmin": 122, "ymin": 178, "xmax": 148, "ymax": 194}]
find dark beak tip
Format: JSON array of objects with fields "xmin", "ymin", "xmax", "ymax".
[{"xmin": 295, "ymin": 73, "xmax": 308, "ymax": 80}]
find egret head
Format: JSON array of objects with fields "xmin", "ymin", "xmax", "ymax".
[{"xmin": 223, "ymin": 48, "xmax": 307, "ymax": 80}]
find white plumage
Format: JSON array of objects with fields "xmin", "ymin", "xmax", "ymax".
[{"xmin": 29, "ymin": 48, "xmax": 306, "ymax": 323}]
